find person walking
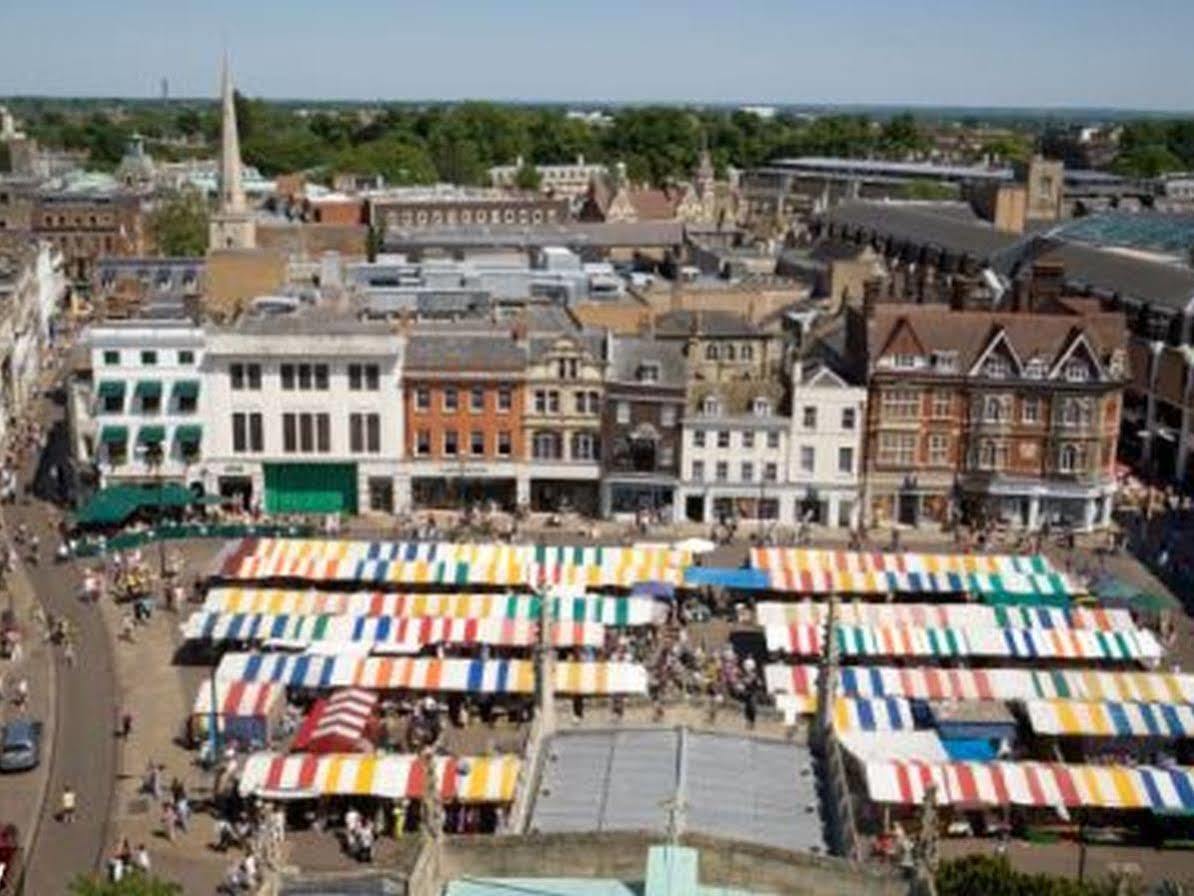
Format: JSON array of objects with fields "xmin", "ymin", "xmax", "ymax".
[{"xmin": 60, "ymin": 785, "xmax": 77, "ymax": 823}]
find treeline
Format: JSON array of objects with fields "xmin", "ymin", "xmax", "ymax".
[
  {"xmin": 1112, "ymin": 119, "xmax": 1194, "ymax": 177},
  {"xmin": 9, "ymin": 99, "xmax": 938, "ymax": 186}
]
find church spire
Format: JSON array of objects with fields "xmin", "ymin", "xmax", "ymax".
[{"xmin": 219, "ymin": 51, "xmax": 245, "ymax": 214}]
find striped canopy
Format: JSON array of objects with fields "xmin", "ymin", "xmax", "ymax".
[
  {"xmin": 749, "ymin": 549, "xmax": 1074, "ymax": 597},
  {"xmin": 764, "ymin": 665, "xmax": 1194, "ymax": 705},
  {"xmin": 756, "ymin": 602, "xmax": 1131, "ymax": 632},
  {"xmin": 764, "ymin": 624, "xmax": 1161, "ymax": 663},
  {"xmin": 1024, "ymin": 700, "xmax": 1194, "ymax": 739},
  {"xmin": 182, "ymin": 611, "xmax": 604, "ymax": 650},
  {"xmin": 215, "ymin": 652, "xmax": 648, "ymax": 696},
  {"xmin": 191, "ymin": 680, "xmax": 281, "ymax": 719},
  {"xmin": 203, "ymin": 588, "xmax": 657, "ymax": 626},
  {"xmin": 833, "ymin": 697, "xmax": 916, "ymax": 733},
  {"xmin": 292, "ymin": 689, "xmax": 378, "ymax": 753},
  {"xmin": 864, "ymin": 760, "xmax": 1194, "ymax": 812},
  {"xmin": 238, "ymin": 752, "xmax": 520, "ymax": 802}
]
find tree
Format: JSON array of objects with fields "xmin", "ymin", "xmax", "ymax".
[
  {"xmin": 1112, "ymin": 143, "xmax": 1183, "ymax": 178},
  {"xmin": 936, "ymin": 855, "xmax": 1118, "ymax": 896},
  {"xmin": 147, "ymin": 189, "xmax": 209, "ymax": 257},
  {"xmin": 514, "ymin": 162, "xmax": 541, "ymax": 190},
  {"xmin": 70, "ymin": 873, "xmax": 183, "ymax": 896}
]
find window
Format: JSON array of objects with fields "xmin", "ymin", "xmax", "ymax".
[
  {"xmin": 982, "ymin": 395, "xmax": 1010, "ymax": 423},
  {"xmin": 616, "ymin": 401, "xmax": 630, "ymax": 424},
  {"xmin": 752, "ymin": 398, "xmax": 772, "ymax": 417},
  {"xmin": 141, "ymin": 390, "xmax": 161, "ymax": 415},
  {"xmin": 532, "ymin": 432, "xmax": 562, "ymax": 460},
  {"xmin": 245, "ymin": 364, "xmax": 261, "ymax": 390},
  {"xmin": 497, "ymin": 386, "xmax": 512, "ymax": 412},
  {"xmin": 637, "ymin": 363, "xmax": 660, "ymax": 383},
  {"xmin": 470, "ymin": 387, "xmax": 484, "ymax": 412},
  {"xmin": 1059, "ymin": 443, "xmax": 1084, "ymax": 473},
  {"xmin": 741, "ymin": 462, "xmax": 754, "ymax": 482},
  {"xmin": 766, "ymin": 431, "xmax": 780, "ymax": 450},
  {"xmin": 763, "ymin": 462, "xmax": 778, "ymax": 482},
  {"xmin": 572, "ymin": 432, "xmax": 599, "ymax": 460},
  {"xmin": 1064, "ymin": 360, "xmax": 1090, "ymax": 383},
  {"xmin": 282, "ymin": 414, "xmax": 297, "ymax": 452},
  {"xmin": 661, "ymin": 405, "xmax": 677, "ymax": 427},
  {"xmin": 547, "ymin": 391, "xmax": 560, "ymax": 413},
  {"xmin": 178, "ymin": 350, "xmax": 194, "ymax": 365},
  {"xmin": 103, "ymin": 350, "xmax": 119, "ymax": 366},
  {"xmin": 701, "ymin": 396, "xmax": 722, "ymax": 416},
  {"xmin": 557, "ymin": 358, "xmax": 579, "ymax": 380},
  {"xmin": 497, "ymin": 431, "xmax": 512, "ymax": 457},
  {"xmin": 311, "ymin": 364, "xmax": 328, "ymax": 390},
  {"xmin": 717, "ymin": 430, "xmax": 731, "ymax": 449},
  {"xmin": 349, "ymin": 413, "xmax": 381, "ymax": 453},
  {"xmin": 742, "ymin": 431, "xmax": 755, "ymax": 449},
  {"xmin": 931, "ymin": 392, "xmax": 951, "ymax": 418},
  {"xmin": 692, "ymin": 460, "xmax": 705, "ymax": 482},
  {"xmin": 586, "ymin": 391, "xmax": 601, "ymax": 413},
  {"xmin": 141, "ymin": 350, "xmax": 157, "ymax": 366},
  {"xmin": 348, "ymin": 364, "xmax": 363, "ymax": 390},
  {"xmin": 301, "ymin": 414, "xmax": 315, "ymax": 452},
  {"xmin": 881, "ymin": 390, "xmax": 919, "ymax": 419},
  {"xmin": 283, "ymin": 413, "xmax": 328, "ymax": 453},
  {"xmin": 931, "ymin": 350, "xmax": 957, "ymax": 373},
  {"xmin": 841, "ymin": 407, "xmax": 856, "ymax": 430},
  {"xmin": 177, "ymin": 391, "xmax": 197, "ymax": 414},
  {"xmin": 928, "ymin": 433, "xmax": 950, "ymax": 465},
  {"xmin": 443, "ymin": 430, "xmax": 459, "ymax": 456},
  {"xmin": 232, "ymin": 363, "xmax": 247, "ymax": 390},
  {"xmin": 878, "ymin": 432, "xmax": 916, "ymax": 466},
  {"xmin": 800, "ymin": 446, "xmax": 815, "ymax": 473},
  {"xmin": 976, "ymin": 440, "xmax": 1008, "ymax": 471},
  {"xmin": 891, "ymin": 354, "xmax": 920, "ymax": 369},
  {"xmin": 297, "ymin": 364, "xmax": 312, "ymax": 390},
  {"xmin": 101, "ymin": 391, "xmax": 123, "ymax": 414},
  {"xmin": 1025, "ymin": 358, "xmax": 1048, "ymax": 379},
  {"xmin": 705, "ymin": 344, "xmax": 719, "ymax": 361},
  {"xmin": 535, "ymin": 390, "xmax": 549, "ymax": 413},
  {"xmin": 715, "ymin": 461, "xmax": 728, "ymax": 482},
  {"xmin": 984, "ymin": 356, "xmax": 1009, "ymax": 379},
  {"xmin": 802, "ymin": 406, "xmax": 816, "ymax": 429},
  {"xmin": 723, "ymin": 344, "xmax": 736, "ymax": 361},
  {"xmin": 280, "ymin": 364, "xmax": 295, "ymax": 390},
  {"xmin": 415, "ymin": 430, "xmax": 431, "ymax": 456},
  {"xmin": 1060, "ymin": 397, "xmax": 1092, "ymax": 427},
  {"xmin": 318, "ymin": 414, "xmax": 331, "ymax": 452},
  {"xmin": 740, "ymin": 344, "xmax": 754, "ymax": 362},
  {"xmin": 443, "ymin": 388, "xmax": 458, "ymax": 412},
  {"xmin": 470, "ymin": 430, "xmax": 485, "ymax": 456},
  {"xmin": 574, "ymin": 392, "xmax": 587, "ymax": 414},
  {"xmin": 838, "ymin": 446, "xmax": 854, "ymax": 474},
  {"xmin": 693, "ymin": 430, "xmax": 706, "ymax": 449},
  {"xmin": 415, "ymin": 388, "xmax": 430, "ymax": 411},
  {"xmin": 1022, "ymin": 396, "xmax": 1040, "ymax": 424},
  {"xmin": 232, "ymin": 413, "xmax": 247, "ymax": 453}
]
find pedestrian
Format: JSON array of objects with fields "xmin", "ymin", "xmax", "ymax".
[
  {"xmin": 162, "ymin": 802, "xmax": 176, "ymax": 842},
  {"xmin": 176, "ymin": 795, "xmax": 190, "ymax": 833},
  {"xmin": 60, "ymin": 785, "xmax": 76, "ymax": 823},
  {"xmin": 120, "ymin": 613, "xmax": 135, "ymax": 642},
  {"xmin": 120, "ymin": 711, "xmax": 133, "ymax": 739},
  {"xmin": 13, "ymin": 677, "xmax": 27, "ymax": 710},
  {"xmin": 134, "ymin": 843, "xmax": 150, "ymax": 874},
  {"xmin": 63, "ymin": 639, "xmax": 75, "ymax": 667}
]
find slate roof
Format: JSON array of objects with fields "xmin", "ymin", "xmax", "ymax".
[
  {"xmin": 654, "ymin": 309, "xmax": 762, "ymax": 338},
  {"xmin": 822, "ymin": 201, "xmax": 1019, "ymax": 260},
  {"xmin": 607, "ymin": 335, "xmax": 687, "ymax": 388},
  {"xmin": 404, "ymin": 334, "xmax": 527, "ymax": 372},
  {"xmin": 866, "ymin": 302, "xmax": 1127, "ymax": 372},
  {"xmin": 530, "ymin": 727, "xmax": 824, "ymax": 854}
]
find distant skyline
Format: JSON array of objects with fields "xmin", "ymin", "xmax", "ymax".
[{"xmin": 2, "ymin": 0, "xmax": 1193, "ymax": 111}]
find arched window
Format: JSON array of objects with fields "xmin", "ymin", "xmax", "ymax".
[
  {"xmin": 723, "ymin": 344, "xmax": 736, "ymax": 361},
  {"xmin": 705, "ymin": 344, "xmax": 719, "ymax": 361},
  {"xmin": 571, "ymin": 431, "xmax": 600, "ymax": 461},
  {"xmin": 1059, "ymin": 444, "xmax": 1079, "ymax": 473}
]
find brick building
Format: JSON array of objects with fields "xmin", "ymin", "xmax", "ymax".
[
  {"xmin": 403, "ymin": 333, "xmax": 528, "ymax": 510},
  {"xmin": 859, "ymin": 265, "xmax": 1128, "ymax": 532}
]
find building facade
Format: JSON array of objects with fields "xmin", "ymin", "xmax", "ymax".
[
  {"xmin": 524, "ymin": 332, "xmax": 605, "ymax": 515},
  {"xmin": 600, "ymin": 335, "xmax": 686, "ymax": 520},
  {"xmin": 368, "ymin": 187, "xmax": 570, "ymax": 231},
  {"xmin": 861, "ymin": 284, "xmax": 1127, "ymax": 531},
  {"xmin": 403, "ymin": 334, "xmax": 527, "ymax": 511}
]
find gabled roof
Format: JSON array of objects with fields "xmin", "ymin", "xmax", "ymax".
[
  {"xmin": 1049, "ymin": 329, "xmax": 1105, "ymax": 380},
  {"xmin": 968, "ymin": 326, "xmax": 1024, "ymax": 377}
]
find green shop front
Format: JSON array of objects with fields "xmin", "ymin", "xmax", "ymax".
[{"xmin": 263, "ymin": 463, "xmax": 358, "ymax": 515}]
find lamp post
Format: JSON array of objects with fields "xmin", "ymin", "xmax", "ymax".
[{"xmin": 144, "ymin": 440, "xmax": 166, "ymax": 578}]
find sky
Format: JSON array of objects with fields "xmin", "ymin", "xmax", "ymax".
[{"xmin": 2, "ymin": 0, "xmax": 1193, "ymax": 110}]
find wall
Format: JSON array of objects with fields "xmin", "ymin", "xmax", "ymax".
[{"xmin": 204, "ymin": 249, "xmax": 287, "ymax": 319}]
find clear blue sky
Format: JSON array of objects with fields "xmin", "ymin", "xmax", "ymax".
[{"xmin": 3, "ymin": 0, "xmax": 1193, "ymax": 109}]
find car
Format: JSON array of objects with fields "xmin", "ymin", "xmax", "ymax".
[{"xmin": 0, "ymin": 720, "xmax": 41, "ymax": 773}]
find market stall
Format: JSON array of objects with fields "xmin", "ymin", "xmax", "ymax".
[
  {"xmin": 1023, "ymin": 699, "xmax": 1194, "ymax": 739},
  {"xmin": 832, "ymin": 697, "xmax": 918, "ymax": 733},
  {"xmin": 237, "ymin": 752, "xmax": 521, "ymax": 802},
  {"xmin": 189, "ymin": 680, "xmax": 283, "ymax": 745},
  {"xmin": 291, "ymin": 689, "xmax": 379, "ymax": 753},
  {"xmin": 756, "ymin": 601, "xmax": 1132, "ymax": 632}
]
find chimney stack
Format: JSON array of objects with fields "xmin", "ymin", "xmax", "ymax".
[{"xmin": 1028, "ymin": 259, "xmax": 1065, "ymax": 311}]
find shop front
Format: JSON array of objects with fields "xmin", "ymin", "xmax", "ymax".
[
  {"xmin": 408, "ymin": 462, "xmax": 522, "ymax": 511},
  {"xmin": 263, "ymin": 462, "xmax": 358, "ymax": 515}
]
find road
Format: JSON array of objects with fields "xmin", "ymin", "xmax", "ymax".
[{"xmin": 11, "ymin": 389, "xmax": 119, "ymax": 893}]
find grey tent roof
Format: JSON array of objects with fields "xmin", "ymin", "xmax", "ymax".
[{"xmin": 530, "ymin": 727, "xmax": 824, "ymax": 854}]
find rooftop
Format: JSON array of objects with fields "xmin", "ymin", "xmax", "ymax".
[
  {"xmin": 654, "ymin": 309, "xmax": 763, "ymax": 339},
  {"xmin": 1048, "ymin": 212, "xmax": 1194, "ymax": 259},
  {"xmin": 404, "ymin": 333, "xmax": 527, "ymax": 372}
]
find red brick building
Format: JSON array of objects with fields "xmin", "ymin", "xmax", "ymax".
[
  {"xmin": 402, "ymin": 334, "xmax": 528, "ymax": 510},
  {"xmin": 860, "ymin": 265, "xmax": 1128, "ymax": 531}
]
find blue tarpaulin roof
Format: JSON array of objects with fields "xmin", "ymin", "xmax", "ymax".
[
  {"xmin": 683, "ymin": 567, "xmax": 769, "ymax": 590},
  {"xmin": 941, "ymin": 738, "xmax": 998, "ymax": 762}
]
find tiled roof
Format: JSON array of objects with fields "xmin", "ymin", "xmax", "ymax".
[
  {"xmin": 607, "ymin": 335, "xmax": 687, "ymax": 388},
  {"xmin": 404, "ymin": 334, "xmax": 527, "ymax": 372},
  {"xmin": 654, "ymin": 308, "xmax": 761, "ymax": 338}
]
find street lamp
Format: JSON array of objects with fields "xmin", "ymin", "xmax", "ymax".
[{"xmin": 144, "ymin": 440, "xmax": 167, "ymax": 578}]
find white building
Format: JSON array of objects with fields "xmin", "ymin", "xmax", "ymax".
[
  {"xmin": 678, "ymin": 391, "xmax": 798, "ymax": 526},
  {"xmin": 787, "ymin": 357, "xmax": 866, "ymax": 529},
  {"xmin": 201, "ymin": 309, "xmax": 405, "ymax": 514},
  {"xmin": 83, "ymin": 319, "xmax": 207, "ymax": 486},
  {"xmin": 489, "ymin": 155, "xmax": 608, "ymax": 200}
]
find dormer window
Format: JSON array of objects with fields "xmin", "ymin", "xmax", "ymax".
[
  {"xmin": 931, "ymin": 351, "xmax": 958, "ymax": 373},
  {"xmin": 752, "ymin": 397, "xmax": 772, "ymax": 417},
  {"xmin": 984, "ymin": 356, "xmax": 1009, "ymax": 379},
  {"xmin": 701, "ymin": 396, "xmax": 722, "ymax": 416},
  {"xmin": 1064, "ymin": 360, "xmax": 1090, "ymax": 383},
  {"xmin": 891, "ymin": 354, "xmax": 920, "ymax": 370},
  {"xmin": 637, "ymin": 362, "xmax": 660, "ymax": 384},
  {"xmin": 556, "ymin": 358, "xmax": 580, "ymax": 380},
  {"xmin": 1025, "ymin": 358, "xmax": 1047, "ymax": 379}
]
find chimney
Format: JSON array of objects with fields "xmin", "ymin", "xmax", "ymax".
[
  {"xmin": 862, "ymin": 276, "xmax": 883, "ymax": 318},
  {"xmin": 950, "ymin": 277, "xmax": 968, "ymax": 311},
  {"xmin": 1029, "ymin": 259, "xmax": 1065, "ymax": 310}
]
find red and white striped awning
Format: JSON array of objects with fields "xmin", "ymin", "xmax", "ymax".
[{"xmin": 292, "ymin": 688, "xmax": 378, "ymax": 753}]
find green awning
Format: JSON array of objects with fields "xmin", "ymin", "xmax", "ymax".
[
  {"xmin": 100, "ymin": 425, "xmax": 129, "ymax": 445},
  {"xmin": 97, "ymin": 381, "xmax": 126, "ymax": 399},
  {"xmin": 137, "ymin": 425, "xmax": 166, "ymax": 445},
  {"xmin": 134, "ymin": 381, "xmax": 162, "ymax": 399},
  {"xmin": 172, "ymin": 380, "xmax": 200, "ymax": 400},
  {"xmin": 175, "ymin": 424, "xmax": 202, "ymax": 444},
  {"xmin": 74, "ymin": 482, "xmax": 196, "ymax": 527}
]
